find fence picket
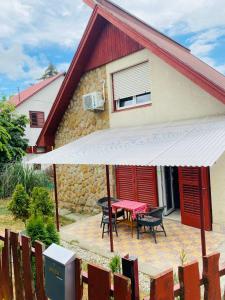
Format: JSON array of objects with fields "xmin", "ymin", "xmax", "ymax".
[
  {"xmin": 88, "ymin": 263, "xmax": 111, "ymax": 300},
  {"xmin": 21, "ymin": 235, "xmax": 35, "ymax": 300},
  {"xmin": 34, "ymin": 241, "xmax": 47, "ymax": 300},
  {"xmin": 75, "ymin": 258, "xmax": 83, "ymax": 300},
  {"xmin": 178, "ymin": 261, "xmax": 201, "ymax": 300},
  {"xmin": 10, "ymin": 231, "xmax": 25, "ymax": 300},
  {"xmin": 0, "ymin": 252, "xmax": 3, "ymax": 300},
  {"xmin": 150, "ymin": 269, "xmax": 174, "ymax": 300},
  {"xmin": 114, "ymin": 273, "xmax": 131, "ymax": 300},
  {"xmin": 203, "ymin": 252, "xmax": 221, "ymax": 300},
  {"xmin": 2, "ymin": 229, "xmax": 13, "ymax": 300}
]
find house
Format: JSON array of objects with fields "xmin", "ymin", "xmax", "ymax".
[
  {"xmin": 10, "ymin": 73, "xmax": 65, "ymax": 160},
  {"xmin": 36, "ymin": 0, "xmax": 225, "ymax": 233}
]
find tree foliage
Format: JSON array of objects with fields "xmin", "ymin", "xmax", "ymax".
[
  {"xmin": 30, "ymin": 187, "xmax": 54, "ymax": 217},
  {"xmin": 0, "ymin": 102, "xmax": 28, "ymax": 166},
  {"xmin": 39, "ymin": 63, "xmax": 58, "ymax": 80},
  {"xmin": 8, "ymin": 184, "xmax": 30, "ymax": 224}
]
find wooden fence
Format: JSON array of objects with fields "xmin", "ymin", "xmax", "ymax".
[{"xmin": 0, "ymin": 229, "xmax": 225, "ymax": 299}]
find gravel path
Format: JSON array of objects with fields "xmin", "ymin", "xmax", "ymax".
[{"xmin": 61, "ymin": 239, "xmax": 151, "ymax": 296}]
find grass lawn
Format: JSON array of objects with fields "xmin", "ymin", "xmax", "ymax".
[{"xmin": 0, "ymin": 199, "xmax": 74, "ymax": 236}]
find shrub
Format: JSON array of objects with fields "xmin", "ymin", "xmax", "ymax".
[
  {"xmin": 26, "ymin": 215, "xmax": 59, "ymax": 247},
  {"xmin": 30, "ymin": 187, "xmax": 54, "ymax": 217},
  {"xmin": 8, "ymin": 184, "xmax": 30, "ymax": 224},
  {"xmin": 0, "ymin": 162, "xmax": 52, "ymax": 199},
  {"xmin": 109, "ymin": 255, "xmax": 121, "ymax": 274}
]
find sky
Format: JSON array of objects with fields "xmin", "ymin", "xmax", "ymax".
[{"xmin": 0, "ymin": 0, "xmax": 225, "ymax": 99}]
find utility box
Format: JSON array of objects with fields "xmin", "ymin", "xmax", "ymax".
[{"xmin": 43, "ymin": 244, "xmax": 76, "ymax": 300}]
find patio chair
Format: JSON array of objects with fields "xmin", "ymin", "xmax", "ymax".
[
  {"xmin": 97, "ymin": 197, "xmax": 125, "ymax": 227},
  {"xmin": 101, "ymin": 207, "xmax": 118, "ymax": 238},
  {"xmin": 136, "ymin": 207, "xmax": 166, "ymax": 243}
]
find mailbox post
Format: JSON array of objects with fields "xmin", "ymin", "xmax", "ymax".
[{"xmin": 43, "ymin": 244, "xmax": 76, "ymax": 300}]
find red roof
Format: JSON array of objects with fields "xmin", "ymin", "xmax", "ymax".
[
  {"xmin": 10, "ymin": 73, "xmax": 64, "ymax": 107},
  {"xmin": 37, "ymin": 0, "xmax": 225, "ymax": 147}
]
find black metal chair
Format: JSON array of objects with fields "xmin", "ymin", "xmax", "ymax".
[
  {"xmin": 136, "ymin": 207, "xmax": 166, "ymax": 243},
  {"xmin": 97, "ymin": 197, "xmax": 125, "ymax": 227},
  {"xmin": 101, "ymin": 207, "xmax": 118, "ymax": 238}
]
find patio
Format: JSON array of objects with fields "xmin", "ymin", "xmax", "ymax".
[{"xmin": 60, "ymin": 213, "xmax": 225, "ymax": 275}]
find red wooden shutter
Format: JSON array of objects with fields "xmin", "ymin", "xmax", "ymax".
[
  {"xmin": 135, "ymin": 166, "xmax": 158, "ymax": 207},
  {"xmin": 179, "ymin": 167, "xmax": 212, "ymax": 231},
  {"xmin": 116, "ymin": 166, "xmax": 158, "ymax": 207},
  {"xmin": 115, "ymin": 166, "xmax": 136, "ymax": 201}
]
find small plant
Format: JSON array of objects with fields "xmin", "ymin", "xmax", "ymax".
[
  {"xmin": 109, "ymin": 255, "xmax": 121, "ymax": 274},
  {"xmin": 30, "ymin": 187, "xmax": 54, "ymax": 218},
  {"xmin": 8, "ymin": 184, "xmax": 30, "ymax": 224},
  {"xmin": 26, "ymin": 215, "xmax": 59, "ymax": 247},
  {"xmin": 180, "ymin": 249, "xmax": 187, "ymax": 266}
]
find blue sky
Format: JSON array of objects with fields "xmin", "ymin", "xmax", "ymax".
[{"xmin": 0, "ymin": 0, "xmax": 225, "ymax": 99}]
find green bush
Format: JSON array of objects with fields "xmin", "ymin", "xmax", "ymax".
[
  {"xmin": 8, "ymin": 184, "xmax": 30, "ymax": 224},
  {"xmin": 30, "ymin": 187, "xmax": 54, "ymax": 217},
  {"xmin": 109, "ymin": 255, "xmax": 121, "ymax": 274},
  {"xmin": 26, "ymin": 215, "xmax": 59, "ymax": 247},
  {"xmin": 0, "ymin": 162, "xmax": 52, "ymax": 199}
]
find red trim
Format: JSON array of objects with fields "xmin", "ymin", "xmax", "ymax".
[
  {"xmin": 37, "ymin": 1, "xmax": 225, "ymax": 147},
  {"xmin": 112, "ymin": 103, "xmax": 152, "ymax": 113},
  {"xmin": 26, "ymin": 146, "xmax": 48, "ymax": 154}
]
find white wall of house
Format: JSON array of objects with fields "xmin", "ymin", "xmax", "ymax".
[
  {"xmin": 15, "ymin": 75, "xmax": 64, "ymax": 147},
  {"xmin": 105, "ymin": 49, "xmax": 225, "ymax": 232}
]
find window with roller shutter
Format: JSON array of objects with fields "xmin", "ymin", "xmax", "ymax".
[
  {"xmin": 179, "ymin": 167, "xmax": 212, "ymax": 230},
  {"xmin": 115, "ymin": 166, "xmax": 158, "ymax": 207},
  {"xmin": 29, "ymin": 111, "xmax": 45, "ymax": 128}
]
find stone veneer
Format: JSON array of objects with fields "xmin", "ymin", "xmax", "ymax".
[{"xmin": 55, "ymin": 66, "xmax": 112, "ymax": 213}]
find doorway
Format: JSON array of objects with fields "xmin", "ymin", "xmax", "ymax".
[{"xmin": 161, "ymin": 167, "xmax": 180, "ymax": 218}]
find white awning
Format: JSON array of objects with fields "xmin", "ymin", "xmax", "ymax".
[{"xmin": 28, "ymin": 116, "xmax": 225, "ymax": 167}]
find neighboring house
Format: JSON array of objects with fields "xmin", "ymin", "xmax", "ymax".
[
  {"xmin": 36, "ymin": 0, "xmax": 225, "ymax": 232},
  {"xmin": 10, "ymin": 73, "xmax": 65, "ymax": 161}
]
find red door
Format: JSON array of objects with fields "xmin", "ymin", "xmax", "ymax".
[
  {"xmin": 179, "ymin": 167, "xmax": 212, "ymax": 231},
  {"xmin": 115, "ymin": 166, "xmax": 158, "ymax": 207}
]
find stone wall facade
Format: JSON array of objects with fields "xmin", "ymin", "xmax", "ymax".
[{"xmin": 55, "ymin": 66, "xmax": 112, "ymax": 213}]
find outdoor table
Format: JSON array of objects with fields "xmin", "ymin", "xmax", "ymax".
[{"xmin": 111, "ymin": 200, "xmax": 147, "ymax": 237}]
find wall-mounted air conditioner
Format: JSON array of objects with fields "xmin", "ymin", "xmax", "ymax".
[{"xmin": 82, "ymin": 92, "xmax": 105, "ymax": 111}]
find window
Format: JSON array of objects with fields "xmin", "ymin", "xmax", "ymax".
[
  {"xmin": 29, "ymin": 111, "xmax": 45, "ymax": 128},
  {"xmin": 112, "ymin": 61, "xmax": 151, "ymax": 111}
]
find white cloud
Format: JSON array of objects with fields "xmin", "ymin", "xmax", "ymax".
[{"xmin": 0, "ymin": 0, "xmax": 225, "ymax": 81}]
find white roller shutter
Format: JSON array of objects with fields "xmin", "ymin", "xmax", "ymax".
[{"xmin": 113, "ymin": 61, "xmax": 150, "ymax": 100}]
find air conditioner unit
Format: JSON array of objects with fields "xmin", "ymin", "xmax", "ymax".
[{"xmin": 82, "ymin": 92, "xmax": 105, "ymax": 111}]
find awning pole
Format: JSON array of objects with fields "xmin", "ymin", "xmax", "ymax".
[
  {"xmin": 199, "ymin": 166, "xmax": 206, "ymax": 257},
  {"xmin": 106, "ymin": 165, "xmax": 114, "ymax": 252},
  {"xmin": 53, "ymin": 164, "xmax": 60, "ymax": 232}
]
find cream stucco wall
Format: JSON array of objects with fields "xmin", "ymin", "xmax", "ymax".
[
  {"xmin": 210, "ymin": 153, "xmax": 225, "ymax": 231},
  {"xmin": 106, "ymin": 49, "xmax": 225, "ymax": 128}
]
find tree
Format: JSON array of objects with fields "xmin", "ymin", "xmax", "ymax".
[
  {"xmin": 30, "ymin": 187, "xmax": 54, "ymax": 217},
  {"xmin": 39, "ymin": 63, "xmax": 58, "ymax": 80},
  {"xmin": 8, "ymin": 184, "xmax": 30, "ymax": 224},
  {"xmin": 0, "ymin": 102, "xmax": 28, "ymax": 166}
]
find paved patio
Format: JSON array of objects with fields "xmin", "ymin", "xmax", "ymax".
[{"xmin": 60, "ymin": 213, "xmax": 225, "ymax": 275}]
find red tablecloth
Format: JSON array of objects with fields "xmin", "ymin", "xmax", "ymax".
[{"xmin": 111, "ymin": 200, "xmax": 147, "ymax": 220}]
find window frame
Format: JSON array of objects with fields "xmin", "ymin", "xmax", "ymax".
[
  {"xmin": 29, "ymin": 111, "xmax": 45, "ymax": 128},
  {"xmin": 112, "ymin": 61, "xmax": 151, "ymax": 112}
]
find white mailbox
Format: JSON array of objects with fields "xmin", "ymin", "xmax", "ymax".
[{"xmin": 43, "ymin": 244, "xmax": 76, "ymax": 300}]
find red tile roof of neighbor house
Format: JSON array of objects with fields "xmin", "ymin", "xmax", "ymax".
[
  {"xmin": 10, "ymin": 73, "xmax": 64, "ymax": 107},
  {"xmin": 36, "ymin": 0, "xmax": 225, "ymax": 147}
]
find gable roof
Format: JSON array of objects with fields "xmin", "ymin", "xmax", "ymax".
[
  {"xmin": 37, "ymin": 0, "xmax": 225, "ymax": 147},
  {"xmin": 10, "ymin": 73, "xmax": 64, "ymax": 108}
]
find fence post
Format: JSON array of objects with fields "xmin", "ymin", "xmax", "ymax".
[
  {"xmin": 88, "ymin": 263, "xmax": 111, "ymax": 300},
  {"xmin": 114, "ymin": 273, "xmax": 131, "ymax": 300},
  {"xmin": 150, "ymin": 269, "xmax": 174, "ymax": 300},
  {"xmin": 75, "ymin": 258, "xmax": 83, "ymax": 300},
  {"xmin": 2, "ymin": 229, "xmax": 13, "ymax": 300},
  {"xmin": 122, "ymin": 255, "xmax": 139, "ymax": 300},
  {"xmin": 11, "ymin": 231, "xmax": 25, "ymax": 300},
  {"xmin": 178, "ymin": 261, "xmax": 201, "ymax": 300},
  {"xmin": 203, "ymin": 252, "xmax": 221, "ymax": 300},
  {"xmin": 35, "ymin": 241, "xmax": 47, "ymax": 300},
  {"xmin": 21, "ymin": 235, "xmax": 35, "ymax": 300},
  {"xmin": 0, "ymin": 252, "xmax": 3, "ymax": 300}
]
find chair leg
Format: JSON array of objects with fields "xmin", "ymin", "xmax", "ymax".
[
  {"xmin": 100, "ymin": 216, "xmax": 103, "ymax": 228},
  {"xmin": 137, "ymin": 225, "xmax": 140, "ymax": 239},
  {"xmin": 152, "ymin": 227, "xmax": 157, "ymax": 244},
  {"xmin": 102, "ymin": 223, "xmax": 105, "ymax": 239},
  {"xmin": 115, "ymin": 223, "xmax": 118, "ymax": 237},
  {"xmin": 161, "ymin": 223, "xmax": 167, "ymax": 237},
  {"xmin": 107, "ymin": 224, "xmax": 109, "ymax": 235}
]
